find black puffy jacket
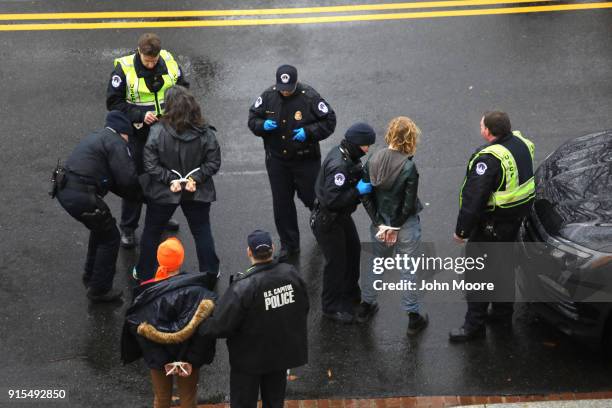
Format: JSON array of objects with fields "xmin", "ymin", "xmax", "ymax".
[
  {"xmin": 141, "ymin": 122, "xmax": 221, "ymax": 204},
  {"xmin": 121, "ymin": 272, "xmax": 217, "ymax": 370},
  {"xmin": 198, "ymin": 261, "xmax": 309, "ymax": 375}
]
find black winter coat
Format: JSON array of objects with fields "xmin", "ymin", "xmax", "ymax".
[
  {"xmin": 141, "ymin": 122, "xmax": 221, "ymax": 204},
  {"xmin": 455, "ymin": 133, "xmax": 533, "ymax": 238},
  {"xmin": 121, "ymin": 273, "xmax": 217, "ymax": 370},
  {"xmin": 248, "ymin": 82, "xmax": 336, "ymax": 160},
  {"xmin": 64, "ymin": 127, "xmax": 141, "ymax": 201},
  {"xmin": 198, "ymin": 261, "xmax": 309, "ymax": 375},
  {"xmin": 314, "ymin": 144, "xmax": 363, "ymax": 214}
]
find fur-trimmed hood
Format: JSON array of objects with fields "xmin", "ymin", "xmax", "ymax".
[
  {"xmin": 137, "ymin": 299, "xmax": 214, "ymax": 344},
  {"xmin": 121, "ymin": 272, "xmax": 217, "ymax": 369}
]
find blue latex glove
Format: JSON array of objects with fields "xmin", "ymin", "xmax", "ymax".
[
  {"xmin": 263, "ymin": 120, "xmax": 277, "ymax": 131},
  {"xmin": 356, "ymin": 179, "xmax": 372, "ymax": 195},
  {"xmin": 292, "ymin": 128, "xmax": 306, "ymax": 142}
]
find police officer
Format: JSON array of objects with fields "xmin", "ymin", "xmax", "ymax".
[
  {"xmin": 199, "ymin": 230, "xmax": 309, "ymax": 408},
  {"xmin": 54, "ymin": 111, "xmax": 142, "ymax": 302},
  {"xmin": 311, "ymin": 123, "xmax": 376, "ymax": 323},
  {"xmin": 248, "ymin": 65, "xmax": 336, "ymax": 261},
  {"xmin": 107, "ymin": 33, "xmax": 189, "ymax": 248},
  {"xmin": 449, "ymin": 111, "xmax": 535, "ymax": 342}
]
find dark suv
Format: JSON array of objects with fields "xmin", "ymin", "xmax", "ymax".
[{"xmin": 516, "ymin": 130, "xmax": 612, "ymax": 350}]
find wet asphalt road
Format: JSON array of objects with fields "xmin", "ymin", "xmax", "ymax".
[{"xmin": 1, "ymin": 1, "xmax": 612, "ymax": 406}]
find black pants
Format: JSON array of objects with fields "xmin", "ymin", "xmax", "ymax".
[
  {"xmin": 266, "ymin": 155, "xmax": 320, "ymax": 251},
  {"xmin": 120, "ymin": 134, "xmax": 146, "ymax": 232},
  {"xmin": 312, "ymin": 213, "xmax": 361, "ymax": 314},
  {"xmin": 463, "ymin": 220, "xmax": 521, "ymax": 330},
  {"xmin": 56, "ymin": 187, "xmax": 119, "ymax": 293},
  {"xmin": 230, "ymin": 369, "xmax": 287, "ymax": 408},
  {"xmin": 136, "ymin": 201, "xmax": 219, "ymax": 282}
]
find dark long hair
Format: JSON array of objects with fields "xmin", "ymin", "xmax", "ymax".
[{"xmin": 162, "ymin": 86, "xmax": 205, "ymax": 133}]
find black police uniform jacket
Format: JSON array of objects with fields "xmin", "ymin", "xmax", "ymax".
[
  {"xmin": 64, "ymin": 127, "xmax": 141, "ymax": 201},
  {"xmin": 121, "ymin": 272, "xmax": 217, "ymax": 370},
  {"xmin": 106, "ymin": 52, "xmax": 189, "ymax": 139},
  {"xmin": 248, "ymin": 83, "xmax": 336, "ymax": 160},
  {"xmin": 141, "ymin": 122, "xmax": 221, "ymax": 204},
  {"xmin": 315, "ymin": 143, "xmax": 364, "ymax": 214},
  {"xmin": 456, "ymin": 132, "xmax": 534, "ymax": 239},
  {"xmin": 198, "ymin": 260, "xmax": 309, "ymax": 374}
]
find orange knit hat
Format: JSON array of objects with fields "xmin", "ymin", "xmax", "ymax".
[{"xmin": 154, "ymin": 237, "xmax": 185, "ymax": 281}]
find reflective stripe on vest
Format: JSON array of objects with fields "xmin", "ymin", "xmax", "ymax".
[
  {"xmin": 461, "ymin": 131, "xmax": 536, "ymax": 210},
  {"xmin": 114, "ymin": 50, "xmax": 180, "ymax": 115}
]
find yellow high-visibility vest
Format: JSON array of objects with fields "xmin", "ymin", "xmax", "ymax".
[
  {"xmin": 460, "ymin": 131, "xmax": 536, "ymax": 210},
  {"xmin": 114, "ymin": 50, "xmax": 180, "ymax": 116}
]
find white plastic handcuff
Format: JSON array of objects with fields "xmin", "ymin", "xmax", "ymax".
[
  {"xmin": 376, "ymin": 224, "xmax": 401, "ymax": 241},
  {"xmin": 165, "ymin": 361, "xmax": 191, "ymax": 377},
  {"xmin": 171, "ymin": 168, "xmax": 200, "ymax": 183}
]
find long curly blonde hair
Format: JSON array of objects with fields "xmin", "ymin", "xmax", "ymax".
[{"xmin": 384, "ymin": 116, "xmax": 420, "ymax": 155}]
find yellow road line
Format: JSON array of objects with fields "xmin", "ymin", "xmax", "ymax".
[
  {"xmin": 0, "ymin": 2, "xmax": 611, "ymax": 31},
  {"xmin": 0, "ymin": 0, "xmax": 553, "ymax": 20}
]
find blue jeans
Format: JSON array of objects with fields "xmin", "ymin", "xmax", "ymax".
[
  {"xmin": 136, "ymin": 201, "xmax": 219, "ymax": 281},
  {"xmin": 360, "ymin": 215, "xmax": 422, "ymax": 313}
]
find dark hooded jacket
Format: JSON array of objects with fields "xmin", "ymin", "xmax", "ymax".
[
  {"xmin": 362, "ymin": 148, "xmax": 423, "ymax": 228},
  {"xmin": 141, "ymin": 122, "xmax": 221, "ymax": 204},
  {"xmin": 121, "ymin": 272, "xmax": 217, "ymax": 370}
]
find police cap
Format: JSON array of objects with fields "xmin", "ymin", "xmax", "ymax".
[
  {"xmin": 248, "ymin": 229, "xmax": 273, "ymax": 256},
  {"xmin": 276, "ymin": 65, "xmax": 298, "ymax": 92}
]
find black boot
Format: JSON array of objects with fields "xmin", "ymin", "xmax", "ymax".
[
  {"xmin": 165, "ymin": 218, "xmax": 180, "ymax": 231},
  {"xmin": 120, "ymin": 229, "xmax": 137, "ymax": 249},
  {"xmin": 355, "ymin": 302, "xmax": 379, "ymax": 323},
  {"xmin": 277, "ymin": 247, "xmax": 300, "ymax": 262},
  {"xmin": 407, "ymin": 312, "xmax": 429, "ymax": 335},
  {"xmin": 322, "ymin": 311, "xmax": 354, "ymax": 324},
  {"xmin": 204, "ymin": 272, "xmax": 219, "ymax": 291},
  {"xmin": 449, "ymin": 326, "xmax": 486, "ymax": 342},
  {"xmin": 87, "ymin": 287, "xmax": 123, "ymax": 303}
]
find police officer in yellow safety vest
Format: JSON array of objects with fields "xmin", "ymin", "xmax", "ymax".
[
  {"xmin": 449, "ymin": 111, "xmax": 535, "ymax": 343},
  {"xmin": 106, "ymin": 33, "xmax": 189, "ymax": 249}
]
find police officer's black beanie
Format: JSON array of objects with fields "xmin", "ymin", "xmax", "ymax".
[
  {"xmin": 344, "ymin": 122, "xmax": 376, "ymax": 146},
  {"xmin": 105, "ymin": 110, "xmax": 133, "ymax": 137}
]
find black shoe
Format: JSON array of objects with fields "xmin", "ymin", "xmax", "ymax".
[
  {"xmin": 87, "ymin": 288, "xmax": 123, "ymax": 303},
  {"xmin": 449, "ymin": 326, "xmax": 486, "ymax": 343},
  {"xmin": 355, "ymin": 302, "xmax": 379, "ymax": 323},
  {"xmin": 277, "ymin": 247, "xmax": 300, "ymax": 262},
  {"xmin": 407, "ymin": 313, "xmax": 429, "ymax": 335},
  {"xmin": 131, "ymin": 266, "xmax": 140, "ymax": 282},
  {"xmin": 323, "ymin": 311, "xmax": 354, "ymax": 324},
  {"xmin": 120, "ymin": 229, "xmax": 137, "ymax": 249},
  {"xmin": 204, "ymin": 271, "xmax": 219, "ymax": 291},
  {"xmin": 82, "ymin": 272, "xmax": 90, "ymax": 288},
  {"xmin": 165, "ymin": 219, "xmax": 180, "ymax": 231},
  {"xmin": 486, "ymin": 313, "xmax": 513, "ymax": 326}
]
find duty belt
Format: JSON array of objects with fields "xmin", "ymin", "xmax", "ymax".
[{"xmin": 62, "ymin": 173, "xmax": 100, "ymax": 194}]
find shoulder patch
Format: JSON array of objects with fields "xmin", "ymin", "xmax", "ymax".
[
  {"xmin": 111, "ymin": 75, "xmax": 122, "ymax": 88},
  {"xmin": 254, "ymin": 96, "xmax": 263, "ymax": 108},
  {"xmin": 334, "ymin": 173, "xmax": 346, "ymax": 186},
  {"xmin": 475, "ymin": 162, "xmax": 488, "ymax": 175},
  {"xmin": 318, "ymin": 101, "xmax": 329, "ymax": 114}
]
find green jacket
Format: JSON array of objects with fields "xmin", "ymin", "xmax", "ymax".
[{"xmin": 362, "ymin": 149, "xmax": 422, "ymax": 228}]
